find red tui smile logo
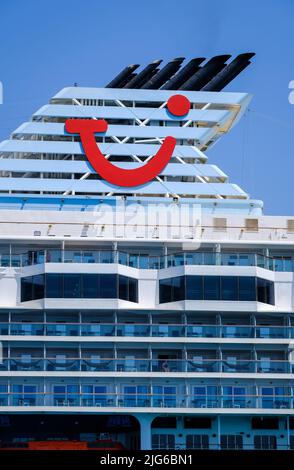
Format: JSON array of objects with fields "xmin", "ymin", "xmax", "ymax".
[{"xmin": 65, "ymin": 94, "xmax": 190, "ymax": 187}]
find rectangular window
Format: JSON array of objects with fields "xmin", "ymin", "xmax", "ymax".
[
  {"xmin": 203, "ymin": 276, "xmax": 220, "ymax": 300},
  {"xmin": 186, "ymin": 434, "xmax": 209, "ymax": 449},
  {"xmin": 186, "ymin": 276, "xmax": 203, "ymax": 300},
  {"xmin": 254, "ymin": 435, "xmax": 277, "ymax": 450},
  {"xmin": 152, "ymin": 434, "xmax": 175, "ymax": 450},
  {"xmin": 46, "ymin": 273, "xmax": 63, "ymax": 298},
  {"xmin": 238, "ymin": 276, "xmax": 256, "ymax": 301},
  {"xmin": 221, "ymin": 276, "xmax": 238, "ymax": 301},
  {"xmin": 64, "ymin": 274, "xmax": 81, "ymax": 298},
  {"xmin": 220, "ymin": 435, "xmax": 243, "ymax": 450},
  {"xmin": 257, "ymin": 278, "xmax": 275, "ymax": 305},
  {"xmin": 82, "ymin": 274, "xmax": 99, "ymax": 298},
  {"xmin": 21, "ymin": 276, "xmax": 33, "ymax": 302},
  {"xmin": 32, "ymin": 274, "xmax": 45, "ymax": 300},
  {"xmin": 98, "ymin": 274, "xmax": 117, "ymax": 298}
]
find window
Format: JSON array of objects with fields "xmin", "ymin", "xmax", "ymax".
[
  {"xmin": 12, "ymin": 384, "xmax": 37, "ymax": 406},
  {"xmin": 254, "ymin": 435, "xmax": 277, "ymax": 450},
  {"xmin": 159, "ymin": 275, "xmax": 274, "ymax": 305},
  {"xmin": 21, "ymin": 275, "xmax": 44, "ymax": 302},
  {"xmin": 192, "ymin": 386, "xmax": 218, "ymax": 408},
  {"xmin": 223, "ymin": 386, "xmax": 246, "ymax": 408},
  {"xmin": 251, "ymin": 418, "xmax": 279, "ymax": 429},
  {"xmin": 53, "ymin": 384, "xmax": 79, "ymax": 406},
  {"xmin": 221, "ymin": 276, "xmax": 238, "ymax": 301},
  {"xmin": 238, "ymin": 276, "xmax": 256, "ymax": 301},
  {"xmin": 159, "ymin": 276, "xmax": 185, "ymax": 303},
  {"xmin": 203, "ymin": 276, "xmax": 220, "ymax": 300},
  {"xmin": 186, "ymin": 276, "xmax": 203, "ymax": 300},
  {"xmin": 152, "ymin": 434, "xmax": 175, "ymax": 450},
  {"xmin": 21, "ymin": 273, "xmax": 138, "ymax": 302},
  {"xmin": 153, "ymin": 386, "xmax": 177, "ymax": 407},
  {"xmin": 186, "ymin": 434, "xmax": 209, "ymax": 449},
  {"xmin": 99, "ymin": 274, "xmax": 117, "ymax": 298},
  {"xmin": 220, "ymin": 435, "xmax": 243, "ymax": 449},
  {"xmin": 46, "ymin": 273, "xmax": 63, "ymax": 298},
  {"xmin": 119, "ymin": 275, "xmax": 138, "ymax": 302},
  {"xmin": 257, "ymin": 278, "xmax": 275, "ymax": 305},
  {"xmin": 63, "ymin": 274, "xmax": 81, "ymax": 298},
  {"xmin": 82, "ymin": 274, "xmax": 99, "ymax": 298}
]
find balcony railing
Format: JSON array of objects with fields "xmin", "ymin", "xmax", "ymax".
[
  {"xmin": 1, "ymin": 358, "xmax": 292, "ymax": 374},
  {"xmin": 0, "ymin": 393, "xmax": 293, "ymax": 409},
  {"xmin": 0, "ymin": 250, "xmax": 293, "ymax": 271},
  {"xmin": 0, "ymin": 322, "xmax": 292, "ymax": 339}
]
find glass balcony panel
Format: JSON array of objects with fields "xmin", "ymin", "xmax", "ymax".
[
  {"xmin": 10, "ymin": 359, "xmax": 43, "ymax": 371},
  {"xmin": 118, "ymin": 252, "xmax": 128, "ymax": 266},
  {"xmin": 10, "ymin": 324, "xmax": 44, "ymax": 336},
  {"xmin": 0, "ymin": 324, "xmax": 9, "ymax": 335},
  {"xmin": 0, "ymin": 255, "xmax": 10, "ymax": 267},
  {"xmin": 149, "ymin": 257, "xmax": 160, "ymax": 269},
  {"xmin": 45, "ymin": 359, "xmax": 79, "ymax": 371},
  {"xmin": 187, "ymin": 360, "xmax": 219, "ymax": 373},
  {"xmin": 129, "ymin": 255, "xmax": 139, "ymax": 268},
  {"xmin": 139, "ymin": 255, "xmax": 149, "ymax": 269},
  {"xmin": 46, "ymin": 250, "xmax": 62, "ymax": 263},
  {"xmin": 203, "ymin": 253, "xmax": 216, "ymax": 265},
  {"xmin": 222, "ymin": 360, "xmax": 254, "ymax": 373},
  {"xmin": 81, "ymin": 359, "xmax": 114, "ymax": 372},
  {"xmin": 185, "ymin": 252, "xmax": 202, "ymax": 265},
  {"xmin": 257, "ymin": 360, "xmax": 288, "ymax": 373},
  {"xmin": 100, "ymin": 251, "xmax": 114, "ymax": 263},
  {"xmin": 222, "ymin": 326, "xmax": 252, "ymax": 338},
  {"xmin": 256, "ymin": 326, "xmax": 285, "ymax": 339}
]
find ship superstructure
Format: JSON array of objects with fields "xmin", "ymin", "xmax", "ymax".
[{"xmin": 0, "ymin": 55, "xmax": 293, "ymax": 451}]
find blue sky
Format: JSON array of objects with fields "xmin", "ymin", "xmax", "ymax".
[{"xmin": 0, "ymin": 0, "xmax": 293, "ymax": 214}]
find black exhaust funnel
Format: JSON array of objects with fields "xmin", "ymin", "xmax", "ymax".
[
  {"xmin": 201, "ymin": 53, "xmax": 255, "ymax": 91},
  {"xmin": 142, "ymin": 57, "xmax": 185, "ymax": 89},
  {"xmin": 106, "ymin": 64, "xmax": 140, "ymax": 88},
  {"xmin": 180, "ymin": 55, "xmax": 231, "ymax": 90},
  {"xmin": 124, "ymin": 60, "xmax": 162, "ymax": 88},
  {"xmin": 162, "ymin": 57, "xmax": 206, "ymax": 90}
]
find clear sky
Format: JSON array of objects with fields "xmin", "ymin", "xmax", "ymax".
[{"xmin": 0, "ymin": 0, "xmax": 293, "ymax": 214}]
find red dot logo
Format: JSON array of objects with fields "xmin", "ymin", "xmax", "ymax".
[{"xmin": 167, "ymin": 94, "xmax": 191, "ymax": 117}]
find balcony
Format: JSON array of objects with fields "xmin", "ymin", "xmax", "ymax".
[
  {"xmin": 0, "ymin": 392, "xmax": 293, "ymax": 410},
  {"xmin": 0, "ymin": 249, "xmax": 293, "ymax": 271},
  {"xmin": 0, "ymin": 322, "xmax": 292, "ymax": 339},
  {"xmin": 1, "ymin": 357, "xmax": 293, "ymax": 374}
]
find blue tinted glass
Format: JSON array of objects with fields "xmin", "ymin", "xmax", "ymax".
[
  {"xmin": 186, "ymin": 276, "xmax": 203, "ymax": 300},
  {"xmin": 203, "ymin": 276, "xmax": 220, "ymax": 300},
  {"xmin": 221, "ymin": 276, "xmax": 238, "ymax": 300},
  {"xmin": 239, "ymin": 277, "xmax": 256, "ymax": 301},
  {"xmin": 83, "ymin": 274, "xmax": 98, "ymax": 298},
  {"xmin": 46, "ymin": 274, "xmax": 63, "ymax": 298},
  {"xmin": 64, "ymin": 274, "xmax": 81, "ymax": 298},
  {"xmin": 172, "ymin": 276, "xmax": 185, "ymax": 301},
  {"xmin": 32, "ymin": 274, "xmax": 45, "ymax": 300},
  {"xmin": 99, "ymin": 274, "xmax": 117, "ymax": 298},
  {"xmin": 159, "ymin": 278, "xmax": 172, "ymax": 303},
  {"xmin": 21, "ymin": 277, "xmax": 33, "ymax": 302}
]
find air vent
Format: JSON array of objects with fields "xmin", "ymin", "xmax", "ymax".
[
  {"xmin": 213, "ymin": 217, "xmax": 227, "ymax": 231},
  {"xmin": 245, "ymin": 218, "xmax": 259, "ymax": 232},
  {"xmin": 287, "ymin": 220, "xmax": 294, "ymax": 233}
]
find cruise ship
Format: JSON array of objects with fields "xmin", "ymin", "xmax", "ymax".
[{"xmin": 0, "ymin": 54, "xmax": 293, "ymax": 452}]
